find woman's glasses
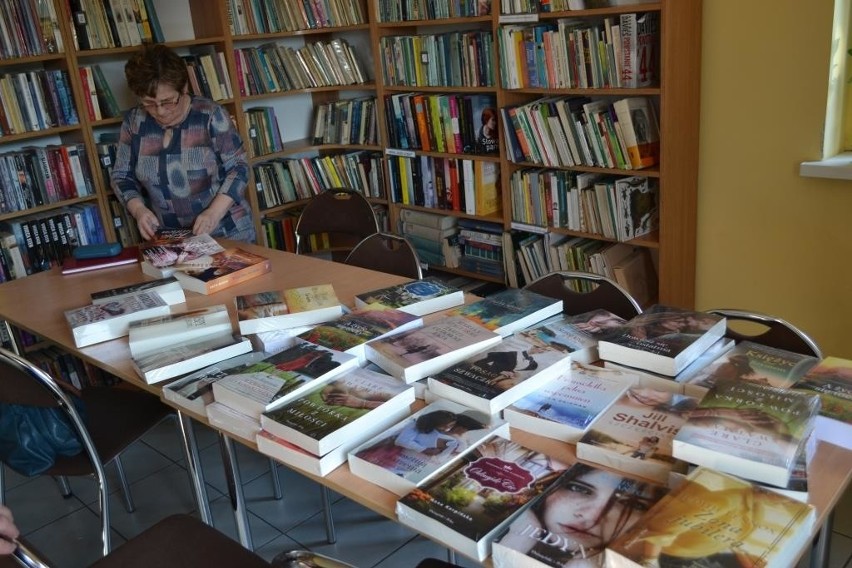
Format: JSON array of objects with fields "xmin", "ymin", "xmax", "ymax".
[{"xmin": 139, "ymin": 93, "xmax": 182, "ymax": 111}]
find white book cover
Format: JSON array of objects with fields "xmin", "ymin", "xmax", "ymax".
[
  {"xmin": 206, "ymin": 401, "xmax": 261, "ymax": 442},
  {"xmin": 235, "ymin": 285, "xmax": 343, "ymax": 334},
  {"xmin": 132, "ymin": 333, "xmax": 252, "ymax": 384},
  {"xmin": 64, "ymin": 291, "xmax": 170, "ymax": 347},
  {"xmin": 90, "ymin": 276, "xmax": 186, "ymax": 306},
  {"xmin": 128, "ymin": 304, "xmax": 233, "ymax": 358}
]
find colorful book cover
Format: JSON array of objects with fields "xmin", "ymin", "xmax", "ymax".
[
  {"xmin": 174, "ymin": 247, "xmax": 271, "ymax": 295},
  {"xmin": 791, "ymin": 356, "xmax": 852, "ymax": 450},
  {"xmin": 131, "ymin": 333, "xmax": 252, "ymax": 385},
  {"xmin": 138, "ymin": 229, "xmax": 223, "ymax": 268},
  {"xmin": 297, "ymin": 304, "xmax": 421, "ymax": 355},
  {"xmin": 235, "ymin": 284, "xmax": 342, "ymax": 332},
  {"xmin": 353, "ymin": 278, "xmax": 464, "ymax": 316},
  {"xmin": 446, "ymin": 288, "xmax": 563, "ymax": 337},
  {"xmin": 523, "ymin": 309, "xmax": 627, "ymax": 364}
]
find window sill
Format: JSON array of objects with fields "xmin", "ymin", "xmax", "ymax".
[{"xmin": 799, "ymin": 152, "xmax": 852, "ymax": 180}]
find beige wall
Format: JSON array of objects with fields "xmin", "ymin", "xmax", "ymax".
[{"xmin": 697, "ymin": 0, "xmax": 852, "ymax": 358}]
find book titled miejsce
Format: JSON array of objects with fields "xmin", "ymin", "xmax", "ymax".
[
  {"xmin": 173, "ymin": 247, "xmax": 271, "ymax": 295},
  {"xmin": 128, "ymin": 304, "xmax": 233, "ymax": 358},
  {"xmin": 211, "ymin": 342, "xmax": 359, "ymax": 420},
  {"xmin": 260, "ymin": 366, "xmax": 415, "ymax": 457},
  {"xmin": 445, "ymin": 288, "xmax": 563, "ymax": 337},
  {"xmin": 792, "ymin": 356, "xmax": 852, "ymax": 450},
  {"xmin": 521, "ymin": 308, "xmax": 628, "ymax": 364},
  {"xmin": 597, "ymin": 304, "xmax": 726, "ymax": 376},
  {"xmin": 364, "ymin": 315, "xmax": 502, "ymax": 383},
  {"xmin": 426, "ymin": 329, "xmax": 573, "ymax": 415},
  {"xmin": 235, "ymin": 284, "xmax": 343, "ymax": 335},
  {"xmin": 64, "ymin": 290, "xmax": 171, "ymax": 348},
  {"xmin": 348, "ymin": 399, "xmax": 508, "ymax": 496},
  {"xmin": 604, "ymin": 467, "xmax": 816, "ymax": 568},
  {"xmin": 396, "ymin": 433, "xmax": 568, "ymax": 562},
  {"xmin": 672, "ymin": 378, "xmax": 821, "ymax": 488},
  {"xmin": 90, "ymin": 276, "xmax": 186, "ymax": 306},
  {"xmin": 491, "ymin": 461, "xmax": 668, "ymax": 568},
  {"xmin": 353, "ymin": 277, "xmax": 465, "ymax": 317},
  {"xmin": 503, "ymin": 361, "xmax": 636, "ymax": 443},
  {"xmin": 131, "ymin": 333, "xmax": 253, "ymax": 385}
]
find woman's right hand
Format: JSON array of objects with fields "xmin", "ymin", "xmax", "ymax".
[{"xmin": 133, "ymin": 206, "xmax": 160, "ymax": 240}]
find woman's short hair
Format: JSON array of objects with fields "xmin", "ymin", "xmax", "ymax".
[{"xmin": 125, "ymin": 43, "xmax": 189, "ymax": 97}]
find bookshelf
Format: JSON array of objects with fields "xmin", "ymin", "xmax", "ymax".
[{"xmin": 0, "ymin": 0, "xmax": 700, "ymax": 308}]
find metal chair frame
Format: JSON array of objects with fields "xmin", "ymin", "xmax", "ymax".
[
  {"xmin": 706, "ymin": 308, "xmax": 823, "ymax": 359},
  {"xmin": 294, "ymin": 189, "xmax": 379, "ymax": 260},
  {"xmin": 344, "ymin": 232, "xmax": 423, "ymax": 279},
  {"xmin": 523, "ymin": 270, "xmax": 643, "ymax": 320}
]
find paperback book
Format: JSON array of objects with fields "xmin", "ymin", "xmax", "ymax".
[
  {"xmin": 364, "ymin": 316, "xmax": 502, "ymax": 383},
  {"xmin": 672, "ymin": 379, "xmax": 821, "ymax": 487},
  {"xmin": 173, "ymin": 247, "xmax": 271, "ymax": 295},
  {"xmin": 445, "ymin": 288, "xmax": 563, "ymax": 337},
  {"xmin": 90, "ymin": 276, "xmax": 186, "ymax": 306},
  {"xmin": 353, "ymin": 278, "xmax": 465, "ymax": 316},
  {"xmin": 131, "ymin": 333, "xmax": 252, "ymax": 385},
  {"xmin": 576, "ymin": 386, "xmax": 699, "ymax": 483},
  {"xmin": 503, "ymin": 361, "xmax": 636, "ymax": 443},
  {"xmin": 792, "ymin": 356, "xmax": 852, "ymax": 450},
  {"xmin": 206, "ymin": 401, "xmax": 261, "ymax": 442},
  {"xmin": 138, "ymin": 229, "xmax": 224, "ymax": 268},
  {"xmin": 349, "ymin": 400, "xmax": 507, "ymax": 496},
  {"xmin": 426, "ymin": 330, "xmax": 573, "ymax": 414},
  {"xmin": 491, "ymin": 462, "xmax": 668, "ymax": 568},
  {"xmin": 250, "ymin": 326, "xmax": 315, "ymax": 355},
  {"xmin": 128, "ymin": 304, "xmax": 233, "ymax": 358},
  {"xmin": 522, "ymin": 309, "xmax": 628, "ymax": 364},
  {"xmin": 604, "ymin": 467, "xmax": 816, "ymax": 568},
  {"xmin": 396, "ymin": 433, "xmax": 568, "ymax": 562},
  {"xmin": 597, "ymin": 304, "xmax": 727, "ymax": 376},
  {"xmin": 235, "ymin": 284, "xmax": 343, "ymax": 334},
  {"xmin": 64, "ymin": 291, "xmax": 170, "ymax": 348},
  {"xmin": 260, "ymin": 366, "xmax": 415, "ymax": 456}
]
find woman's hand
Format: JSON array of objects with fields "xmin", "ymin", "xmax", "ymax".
[
  {"xmin": 193, "ymin": 209, "xmax": 223, "ymax": 236},
  {"xmin": 0, "ymin": 505, "xmax": 19, "ymax": 555},
  {"xmin": 127, "ymin": 199, "xmax": 159, "ymax": 240}
]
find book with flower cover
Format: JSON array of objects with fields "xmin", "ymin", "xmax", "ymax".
[
  {"xmin": 235, "ymin": 284, "xmax": 343, "ymax": 334},
  {"xmin": 353, "ymin": 278, "xmax": 465, "ymax": 316},
  {"xmin": 64, "ymin": 291, "xmax": 171, "ymax": 347},
  {"xmin": 792, "ymin": 356, "xmax": 852, "ymax": 450},
  {"xmin": 445, "ymin": 288, "xmax": 563, "ymax": 337},
  {"xmin": 396, "ymin": 433, "xmax": 568, "ymax": 562},
  {"xmin": 173, "ymin": 247, "xmax": 271, "ymax": 295}
]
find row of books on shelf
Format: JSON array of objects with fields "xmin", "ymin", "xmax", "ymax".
[
  {"xmin": 0, "ymin": 69, "xmax": 78, "ymax": 135},
  {"xmin": 311, "ymin": 96, "xmax": 378, "ymax": 147},
  {"xmin": 0, "ymin": 0, "xmax": 64, "ymax": 59},
  {"xmin": 501, "ymin": 0, "xmax": 635, "ymax": 14},
  {"xmin": 384, "ymin": 92, "xmax": 498, "ymax": 155},
  {"xmin": 379, "ymin": 30, "xmax": 495, "ymax": 89},
  {"xmin": 67, "ymin": 0, "xmax": 164, "ymax": 51},
  {"xmin": 78, "ymin": 64, "xmax": 121, "ymax": 121},
  {"xmin": 244, "ymin": 106, "xmax": 284, "ymax": 158},
  {"xmin": 377, "ymin": 0, "xmax": 490, "ymax": 22},
  {"xmin": 234, "ymin": 38, "xmax": 366, "ymax": 97},
  {"xmin": 183, "ymin": 48, "xmax": 234, "ymax": 102},
  {"xmin": 0, "ymin": 143, "xmax": 95, "ymax": 212},
  {"xmin": 227, "ymin": 0, "xmax": 366, "ymax": 35}
]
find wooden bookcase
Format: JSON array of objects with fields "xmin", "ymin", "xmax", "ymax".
[{"xmin": 0, "ymin": 0, "xmax": 700, "ymax": 308}]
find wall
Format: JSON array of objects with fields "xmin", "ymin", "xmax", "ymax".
[{"xmin": 697, "ymin": 0, "xmax": 852, "ymax": 358}]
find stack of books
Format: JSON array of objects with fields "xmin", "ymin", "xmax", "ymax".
[{"xmin": 398, "ymin": 209, "xmax": 459, "ymax": 269}]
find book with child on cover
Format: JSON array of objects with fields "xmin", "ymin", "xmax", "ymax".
[{"xmin": 235, "ymin": 284, "xmax": 343, "ymax": 334}]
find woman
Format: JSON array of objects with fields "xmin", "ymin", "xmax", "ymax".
[{"xmin": 111, "ymin": 44, "xmax": 255, "ymax": 242}]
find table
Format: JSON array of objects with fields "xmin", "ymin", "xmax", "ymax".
[{"xmin": 0, "ymin": 243, "xmax": 849, "ymax": 566}]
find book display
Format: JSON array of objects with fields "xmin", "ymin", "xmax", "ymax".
[
  {"xmin": 353, "ymin": 278, "xmax": 464, "ymax": 316},
  {"xmin": 445, "ymin": 288, "xmax": 563, "ymax": 337},
  {"xmin": 127, "ymin": 305, "xmax": 233, "ymax": 358},
  {"xmin": 131, "ymin": 333, "xmax": 253, "ymax": 384},
  {"xmin": 235, "ymin": 284, "xmax": 343, "ymax": 334},
  {"xmin": 792, "ymin": 356, "xmax": 852, "ymax": 450},
  {"xmin": 90, "ymin": 276, "xmax": 186, "ymax": 306},
  {"xmin": 64, "ymin": 291, "xmax": 171, "ymax": 347}
]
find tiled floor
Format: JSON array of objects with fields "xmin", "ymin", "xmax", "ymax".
[{"xmin": 4, "ymin": 417, "xmax": 851, "ymax": 568}]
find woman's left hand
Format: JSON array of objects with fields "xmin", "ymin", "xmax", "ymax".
[{"xmin": 193, "ymin": 209, "xmax": 222, "ymax": 236}]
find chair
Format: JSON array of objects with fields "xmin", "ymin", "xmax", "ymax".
[
  {"xmin": 344, "ymin": 232, "xmax": 423, "ymax": 279},
  {"xmin": 0, "ymin": 347, "xmax": 174, "ymax": 556},
  {"xmin": 294, "ymin": 189, "xmax": 379, "ymax": 261},
  {"xmin": 705, "ymin": 309, "xmax": 823, "ymax": 358},
  {"xmin": 523, "ymin": 271, "xmax": 643, "ymax": 320}
]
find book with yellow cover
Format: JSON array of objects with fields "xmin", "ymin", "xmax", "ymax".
[{"xmin": 235, "ymin": 284, "xmax": 343, "ymax": 334}]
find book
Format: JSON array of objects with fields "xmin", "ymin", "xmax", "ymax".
[
  {"xmin": 522, "ymin": 309, "xmax": 628, "ymax": 364},
  {"xmin": 398, "ymin": 208, "xmax": 457, "ymax": 230},
  {"xmin": 250, "ymin": 326, "xmax": 315, "ymax": 355},
  {"xmin": 127, "ymin": 304, "xmax": 233, "ymax": 358},
  {"xmin": 60, "ymin": 245, "xmax": 139, "ymax": 274},
  {"xmin": 138, "ymin": 229, "xmax": 224, "ymax": 269},
  {"xmin": 396, "ymin": 433, "xmax": 568, "ymax": 562},
  {"xmin": 612, "ymin": 97, "xmax": 660, "ymax": 169},
  {"xmin": 64, "ymin": 291, "xmax": 171, "ymax": 348},
  {"xmin": 364, "ymin": 316, "xmax": 502, "ymax": 383},
  {"xmin": 576, "ymin": 386, "xmax": 699, "ymax": 483},
  {"xmin": 353, "ymin": 278, "xmax": 464, "ymax": 317},
  {"xmin": 206, "ymin": 401, "xmax": 261, "ymax": 442},
  {"xmin": 503, "ymin": 361, "xmax": 636, "ymax": 443},
  {"xmin": 296, "ymin": 304, "xmax": 423, "ymax": 365},
  {"xmin": 445, "ymin": 288, "xmax": 563, "ymax": 338},
  {"xmin": 491, "ymin": 462, "xmax": 668, "ymax": 568},
  {"xmin": 90, "ymin": 276, "xmax": 186, "ymax": 306},
  {"xmin": 235, "ymin": 284, "xmax": 343, "ymax": 334},
  {"xmin": 792, "ymin": 356, "xmax": 852, "ymax": 450},
  {"xmin": 260, "ymin": 366, "xmax": 415, "ymax": 456},
  {"xmin": 426, "ymin": 330, "xmax": 573, "ymax": 415},
  {"xmin": 131, "ymin": 333, "xmax": 253, "ymax": 384},
  {"xmin": 349, "ymin": 401, "xmax": 507, "ymax": 496},
  {"xmin": 211, "ymin": 342, "xmax": 359, "ymax": 420},
  {"xmin": 672, "ymin": 379, "xmax": 821, "ymax": 487},
  {"xmin": 173, "ymin": 247, "xmax": 271, "ymax": 295},
  {"xmin": 597, "ymin": 305, "xmax": 727, "ymax": 376},
  {"xmin": 604, "ymin": 467, "xmax": 816, "ymax": 568}
]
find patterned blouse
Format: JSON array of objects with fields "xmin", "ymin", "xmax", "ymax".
[{"xmin": 111, "ymin": 96, "xmax": 256, "ymax": 242}]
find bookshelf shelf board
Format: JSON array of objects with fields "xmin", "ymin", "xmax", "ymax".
[
  {"xmin": 382, "ymin": 85, "xmax": 497, "ymax": 94},
  {"xmin": 504, "ymin": 87, "xmax": 661, "ymax": 97},
  {"xmin": 241, "ymin": 83, "xmax": 377, "ymax": 102},
  {"xmin": 376, "ymin": 16, "xmax": 493, "ymax": 28},
  {"xmin": 536, "ymin": 3, "xmax": 662, "ymax": 18},
  {"xmin": 0, "ymin": 53, "xmax": 66, "ymax": 65},
  {"xmin": 0, "ymin": 125, "xmax": 81, "ymax": 143},
  {"xmin": 249, "ymin": 141, "xmax": 383, "ymax": 164},
  {"xmin": 0, "ymin": 195, "xmax": 100, "ymax": 223},
  {"xmin": 425, "ymin": 264, "xmax": 506, "ymax": 284},
  {"xmin": 397, "ymin": 205, "xmax": 504, "ymax": 225},
  {"xmin": 506, "ymin": 161, "xmax": 661, "ymax": 178},
  {"xmin": 387, "ymin": 149, "xmax": 502, "ymax": 162},
  {"xmin": 232, "ymin": 25, "xmax": 371, "ymax": 41}
]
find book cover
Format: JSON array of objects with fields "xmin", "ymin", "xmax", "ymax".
[
  {"xmin": 138, "ymin": 229, "xmax": 224, "ymax": 268},
  {"xmin": 504, "ymin": 361, "xmax": 636, "ymax": 443},
  {"xmin": 90, "ymin": 276, "xmax": 185, "ymax": 306},
  {"xmin": 249, "ymin": 326, "xmax": 314, "ymax": 355},
  {"xmin": 523, "ymin": 309, "xmax": 628, "ymax": 364},
  {"xmin": 672, "ymin": 379, "xmax": 821, "ymax": 487},
  {"xmin": 64, "ymin": 291, "xmax": 170, "ymax": 348},
  {"xmin": 349, "ymin": 400, "xmax": 507, "ymax": 496},
  {"xmin": 792, "ymin": 356, "xmax": 852, "ymax": 450},
  {"xmin": 612, "ymin": 97, "xmax": 660, "ymax": 170},
  {"xmin": 174, "ymin": 247, "xmax": 271, "ymax": 295},
  {"xmin": 396, "ymin": 433, "xmax": 568, "ymax": 562},
  {"xmin": 492, "ymin": 462, "xmax": 668, "ymax": 568},
  {"xmin": 597, "ymin": 305, "xmax": 726, "ymax": 376},
  {"xmin": 235, "ymin": 284, "xmax": 343, "ymax": 334},
  {"xmin": 353, "ymin": 278, "xmax": 464, "ymax": 317},
  {"xmin": 604, "ymin": 467, "xmax": 816, "ymax": 568},
  {"xmin": 260, "ymin": 366, "xmax": 415, "ymax": 456},
  {"xmin": 60, "ymin": 245, "xmax": 139, "ymax": 274},
  {"xmin": 576, "ymin": 386, "xmax": 699, "ymax": 483},
  {"xmin": 426, "ymin": 330, "xmax": 573, "ymax": 415},
  {"xmin": 446, "ymin": 288, "xmax": 563, "ymax": 337},
  {"xmin": 364, "ymin": 316, "xmax": 502, "ymax": 383},
  {"xmin": 127, "ymin": 304, "xmax": 233, "ymax": 358},
  {"xmin": 131, "ymin": 333, "xmax": 252, "ymax": 385}
]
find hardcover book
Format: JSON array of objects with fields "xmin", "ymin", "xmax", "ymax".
[
  {"xmin": 364, "ymin": 316, "xmax": 502, "ymax": 383},
  {"xmin": 128, "ymin": 304, "xmax": 233, "ymax": 358},
  {"xmin": 491, "ymin": 462, "xmax": 668, "ymax": 568},
  {"xmin": 597, "ymin": 304, "xmax": 727, "ymax": 376},
  {"xmin": 522, "ymin": 309, "xmax": 628, "ymax": 364},
  {"xmin": 576, "ymin": 386, "xmax": 699, "ymax": 483},
  {"xmin": 131, "ymin": 333, "xmax": 252, "ymax": 385},
  {"xmin": 672, "ymin": 379, "xmax": 821, "ymax": 487},
  {"xmin": 138, "ymin": 229, "xmax": 224, "ymax": 268},
  {"xmin": 503, "ymin": 361, "xmax": 636, "ymax": 443},
  {"xmin": 173, "ymin": 247, "xmax": 271, "ymax": 295},
  {"xmin": 260, "ymin": 366, "xmax": 415, "ymax": 456},
  {"xmin": 396, "ymin": 433, "xmax": 568, "ymax": 562},
  {"xmin": 90, "ymin": 276, "xmax": 186, "ymax": 306},
  {"xmin": 60, "ymin": 245, "xmax": 139, "ymax": 274},
  {"xmin": 604, "ymin": 467, "xmax": 816, "ymax": 568},
  {"xmin": 792, "ymin": 356, "xmax": 852, "ymax": 450},
  {"xmin": 426, "ymin": 330, "xmax": 573, "ymax": 415},
  {"xmin": 353, "ymin": 278, "xmax": 465, "ymax": 317},
  {"xmin": 235, "ymin": 284, "xmax": 343, "ymax": 334},
  {"xmin": 64, "ymin": 291, "xmax": 171, "ymax": 348},
  {"xmin": 349, "ymin": 400, "xmax": 507, "ymax": 496},
  {"xmin": 445, "ymin": 288, "xmax": 563, "ymax": 337}
]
